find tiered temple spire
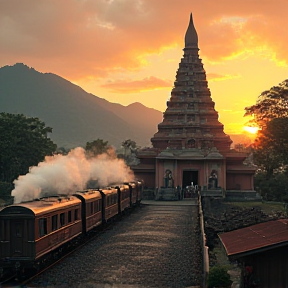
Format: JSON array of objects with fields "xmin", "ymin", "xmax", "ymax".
[
  {"xmin": 185, "ymin": 13, "xmax": 198, "ymax": 48},
  {"xmin": 151, "ymin": 13, "xmax": 232, "ymax": 153}
]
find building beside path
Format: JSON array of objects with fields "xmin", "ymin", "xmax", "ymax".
[
  {"xmin": 219, "ymin": 219, "xmax": 288, "ymax": 287},
  {"xmin": 131, "ymin": 13, "xmax": 256, "ymax": 198}
]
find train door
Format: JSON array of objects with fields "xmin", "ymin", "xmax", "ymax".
[
  {"xmin": 10, "ymin": 220, "xmax": 24, "ymax": 257},
  {"xmin": 10, "ymin": 219, "xmax": 34, "ymax": 258},
  {"xmin": 182, "ymin": 170, "xmax": 198, "ymax": 188}
]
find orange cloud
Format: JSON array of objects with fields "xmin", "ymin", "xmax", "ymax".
[
  {"xmin": 207, "ymin": 73, "xmax": 241, "ymax": 81},
  {"xmin": 0, "ymin": 0, "xmax": 287, "ymax": 81},
  {"xmin": 100, "ymin": 76, "xmax": 172, "ymax": 93},
  {"xmin": 200, "ymin": 12, "xmax": 287, "ymax": 65}
]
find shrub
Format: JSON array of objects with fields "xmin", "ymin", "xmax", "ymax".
[{"xmin": 207, "ymin": 265, "xmax": 232, "ymax": 288}]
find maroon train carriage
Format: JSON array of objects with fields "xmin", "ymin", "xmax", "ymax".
[
  {"xmin": 73, "ymin": 190, "xmax": 103, "ymax": 234},
  {"xmin": 0, "ymin": 180, "xmax": 144, "ymax": 278},
  {"xmin": 98, "ymin": 187, "xmax": 119, "ymax": 223},
  {"xmin": 125, "ymin": 182, "xmax": 138, "ymax": 206},
  {"xmin": 0, "ymin": 196, "xmax": 82, "ymax": 276},
  {"xmin": 113, "ymin": 184, "xmax": 131, "ymax": 213}
]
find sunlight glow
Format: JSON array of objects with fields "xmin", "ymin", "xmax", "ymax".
[{"xmin": 243, "ymin": 126, "xmax": 259, "ymax": 134}]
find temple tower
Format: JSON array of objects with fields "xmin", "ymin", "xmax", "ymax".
[
  {"xmin": 132, "ymin": 13, "xmax": 256, "ymax": 197},
  {"xmin": 151, "ymin": 13, "xmax": 232, "ymax": 153}
]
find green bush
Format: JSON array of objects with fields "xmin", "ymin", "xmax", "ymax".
[{"xmin": 207, "ymin": 266, "xmax": 232, "ymax": 288}]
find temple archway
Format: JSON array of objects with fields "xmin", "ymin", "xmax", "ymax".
[{"xmin": 182, "ymin": 170, "xmax": 198, "ymax": 188}]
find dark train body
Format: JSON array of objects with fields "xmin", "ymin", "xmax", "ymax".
[{"xmin": 0, "ymin": 181, "xmax": 143, "ymax": 277}]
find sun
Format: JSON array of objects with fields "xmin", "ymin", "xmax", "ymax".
[{"xmin": 243, "ymin": 126, "xmax": 259, "ymax": 134}]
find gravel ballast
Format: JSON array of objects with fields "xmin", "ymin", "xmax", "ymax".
[{"xmin": 29, "ymin": 203, "xmax": 202, "ymax": 288}]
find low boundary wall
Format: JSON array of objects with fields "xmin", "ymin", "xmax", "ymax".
[{"xmin": 198, "ymin": 192, "xmax": 209, "ymax": 288}]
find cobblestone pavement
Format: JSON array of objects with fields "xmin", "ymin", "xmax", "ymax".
[{"xmin": 29, "ymin": 202, "xmax": 202, "ymax": 288}]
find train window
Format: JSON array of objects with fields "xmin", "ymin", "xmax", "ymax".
[
  {"xmin": 52, "ymin": 215, "xmax": 58, "ymax": 231},
  {"xmin": 39, "ymin": 218, "xmax": 47, "ymax": 237},
  {"xmin": 68, "ymin": 211, "xmax": 72, "ymax": 223},
  {"xmin": 60, "ymin": 213, "xmax": 65, "ymax": 227},
  {"xmin": 74, "ymin": 209, "xmax": 79, "ymax": 220}
]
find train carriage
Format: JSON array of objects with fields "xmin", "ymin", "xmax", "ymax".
[
  {"xmin": 0, "ymin": 179, "xmax": 144, "ymax": 278},
  {"xmin": 74, "ymin": 190, "xmax": 103, "ymax": 234},
  {"xmin": 98, "ymin": 188, "xmax": 119, "ymax": 222},
  {"xmin": 0, "ymin": 196, "xmax": 82, "ymax": 274},
  {"xmin": 113, "ymin": 184, "xmax": 130, "ymax": 213},
  {"xmin": 125, "ymin": 182, "xmax": 137, "ymax": 206}
]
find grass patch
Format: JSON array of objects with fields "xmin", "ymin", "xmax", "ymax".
[
  {"xmin": 213, "ymin": 246, "xmax": 231, "ymax": 268},
  {"xmin": 226, "ymin": 201, "xmax": 285, "ymax": 215}
]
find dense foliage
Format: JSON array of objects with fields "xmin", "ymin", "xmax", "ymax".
[
  {"xmin": 85, "ymin": 138, "xmax": 112, "ymax": 157},
  {"xmin": 122, "ymin": 139, "xmax": 137, "ymax": 149},
  {"xmin": 254, "ymin": 172, "xmax": 288, "ymax": 201},
  {"xmin": 245, "ymin": 79, "xmax": 288, "ymax": 200},
  {"xmin": 244, "ymin": 79, "xmax": 288, "ymax": 129},
  {"xmin": 0, "ymin": 113, "xmax": 57, "ymax": 184}
]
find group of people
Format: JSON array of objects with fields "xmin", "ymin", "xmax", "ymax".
[{"xmin": 163, "ymin": 169, "xmax": 219, "ymax": 197}]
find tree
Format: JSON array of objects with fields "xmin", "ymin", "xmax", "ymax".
[
  {"xmin": 85, "ymin": 138, "xmax": 112, "ymax": 157},
  {"xmin": 0, "ymin": 113, "xmax": 57, "ymax": 183},
  {"xmin": 244, "ymin": 80, "xmax": 288, "ymax": 200},
  {"xmin": 251, "ymin": 117, "xmax": 288, "ymax": 177},
  {"xmin": 244, "ymin": 80, "xmax": 288, "ymax": 176},
  {"xmin": 255, "ymin": 172, "xmax": 288, "ymax": 201},
  {"xmin": 244, "ymin": 79, "xmax": 288, "ymax": 129},
  {"xmin": 122, "ymin": 139, "xmax": 137, "ymax": 149},
  {"xmin": 120, "ymin": 139, "xmax": 140, "ymax": 165},
  {"xmin": 122, "ymin": 139, "xmax": 137, "ymax": 156},
  {"xmin": 264, "ymin": 117, "xmax": 288, "ymax": 162}
]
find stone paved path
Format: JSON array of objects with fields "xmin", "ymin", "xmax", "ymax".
[{"xmin": 30, "ymin": 202, "xmax": 202, "ymax": 288}]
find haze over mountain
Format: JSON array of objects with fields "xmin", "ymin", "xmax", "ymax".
[{"xmin": 0, "ymin": 63, "xmax": 163, "ymax": 149}]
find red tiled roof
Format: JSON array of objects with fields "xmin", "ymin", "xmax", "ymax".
[{"xmin": 218, "ymin": 219, "xmax": 288, "ymax": 257}]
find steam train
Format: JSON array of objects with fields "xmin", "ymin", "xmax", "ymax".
[{"xmin": 0, "ymin": 180, "xmax": 143, "ymax": 277}]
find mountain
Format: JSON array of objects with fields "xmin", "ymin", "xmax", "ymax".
[{"xmin": 0, "ymin": 63, "xmax": 163, "ymax": 148}]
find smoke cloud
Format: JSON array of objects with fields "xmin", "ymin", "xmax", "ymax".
[{"xmin": 11, "ymin": 147, "xmax": 134, "ymax": 203}]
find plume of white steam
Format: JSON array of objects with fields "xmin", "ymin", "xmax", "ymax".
[{"xmin": 12, "ymin": 147, "xmax": 134, "ymax": 203}]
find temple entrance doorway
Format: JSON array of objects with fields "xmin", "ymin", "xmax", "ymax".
[{"xmin": 182, "ymin": 170, "xmax": 198, "ymax": 188}]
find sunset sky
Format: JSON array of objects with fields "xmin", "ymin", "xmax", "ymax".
[{"xmin": 1, "ymin": 0, "xmax": 288, "ymax": 139}]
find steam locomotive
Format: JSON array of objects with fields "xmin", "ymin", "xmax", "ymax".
[{"xmin": 0, "ymin": 180, "xmax": 143, "ymax": 277}]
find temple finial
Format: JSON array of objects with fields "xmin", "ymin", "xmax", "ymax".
[{"xmin": 185, "ymin": 12, "xmax": 198, "ymax": 48}]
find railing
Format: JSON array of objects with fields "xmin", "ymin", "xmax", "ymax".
[{"xmin": 198, "ymin": 192, "xmax": 209, "ymax": 288}]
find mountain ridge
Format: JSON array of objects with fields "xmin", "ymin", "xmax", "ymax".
[{"xmin": 0, "ymin": 63, "xmax": 163, "ymax": 148}]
